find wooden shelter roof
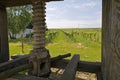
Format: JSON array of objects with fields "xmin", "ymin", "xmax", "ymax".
[{"xmin": 0, "ymin": 0, "xmax": 63, "ymax": 7}]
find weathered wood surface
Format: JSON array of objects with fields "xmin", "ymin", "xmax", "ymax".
[
  {"xmin": 0, "ymin": 53, "xmax": 101, "ymax": 79},
  {"xmin": 10, "ymin": 54, "xmax": 101, "ymax": 73},
  {"xmin": 0, "ymin": 6, "xmax": 9, "ymax": 63},
  {"xmin": 0, "ymin": 54, "xmax": 71, "ymax": 79},
  {"xmin": 11, "ymin": 53, "xmax": 71, "ymax": 61},
  {"xmin": 11, "ymin": 75, "xmax": 58, "ymax": 80},
  {"xmin": 0, "ymin": 64, "xmax": 31, "ymax": 79},
  {"xmin": 11, "ymin": 75, "xmax": 50, "ymax": 80},
  {"xmin": 102, "ymin": 0, "xmax": 120, "ymax": 80},
  {"xmin": 96, "ymin": 71, "xmax": 103, "ymax": 80},
  {"xmin": 0, "ymin": 54, "xmax": 70, "ymax": 72},
  {"xmin": 0, "ymin": 55, "xmax": 29, "ymax": 72},
  {"xmin": 52, "ymin": 59, "xmax": 101, "ymax": 73},
  {"xmin": 0, "ymin": 0, "xmax": 63, "ymax": 7},
  {"xmin": 32, "ymin": 0, "xmax": 46, "ymax": 49},
  {"xmin": 59, "ymin": 55, "xmax": 80, "ymax": 80}
]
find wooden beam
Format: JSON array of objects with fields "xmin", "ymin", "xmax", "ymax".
[
  {"xmin": 0, "ymin": 54, "xmax": 71, "ymax": 79},
  {"xmin": 12, "ymin": 75, "xmax": 50, "ymax": 80},
  {"xmin": 96, "ymin": 71, "xmax": 103, "ymax": 80},
  {"xmin": 0, "ymin": 54, "xmax": 71, "ymax": 73},
  {"xmin": 51, "ymin": 59, "xmax": 101, "ymax": 73},
  {"xmin": 0, "ymin": 64, "xmax": 31, "ymax": 79},
  {"xmin": 102, "ymin": 0, "xmax": 120, "ymax": 80},
  {"xmin": 0, "ymin": 6, "xmax": 9, "ymax": 63},
  {"xmin": 59, "ymin": 55, "xmax": 80, "ymax": 80},
  {"xmin": 11, "ymin": 55, "xmax": 101, "ymax": 73},
  {"xmin": 0, "ymin": 55, "xmax": 29, "ymax": 72},
  {"xmin": 0, "ymin": 54, "xmax": 101, "ymax": 79},
  {"xmin": 0, "ymin": 0, "xmax": 63, "ymax": 7}
]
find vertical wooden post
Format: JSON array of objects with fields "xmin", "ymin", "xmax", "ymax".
[
  {"xmin": 0, "ymin": 6, "xmax": 9, "ymax": 63},
  {"xmin": 102, "ymin": 0, "xmax": 120, "ymax": 80}
]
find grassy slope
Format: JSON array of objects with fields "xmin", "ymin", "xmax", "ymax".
[
  {"xmin": 46, "ymin": 30, "xmax": 101, "ymax": 62},
  {"xmin": 9, "ymin": 28, "xmax": 101, "ymax": 62}
]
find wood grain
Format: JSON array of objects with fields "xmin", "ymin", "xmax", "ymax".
[
  {"xmin": 0, "ymin": 7, "xmax": 9, "ymax": 63},
  {"xmin": 0, "ymin": 0, "xmax": 63, "ymax": 7},
  {"xmin": 102, "ymin": 0, "xmax": 120, "ymax": 80},
  {"xmin": 59, "ymin": 55, "xmax": 80, "ymax": 80},
  {"xmin": 51, "ymin": 59, "xmax": 101, "ymax": 73}
]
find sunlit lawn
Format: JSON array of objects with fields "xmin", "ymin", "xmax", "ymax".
[{"xmin": 9, "ymin": 29, "xmax": 101, "ymax": 62}]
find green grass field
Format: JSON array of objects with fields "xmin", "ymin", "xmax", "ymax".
[{"xmin": 9, "ymin": 28, "xmax": 101, "ymax": 62}]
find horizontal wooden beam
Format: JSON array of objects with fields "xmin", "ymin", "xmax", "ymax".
[
  {"xmin": 12, "ymin": 75, "xmax": 50, "ymax": 80},
  {"xmin": 0, "ymin": 0, "xmax": 63, "ymax": 7},
  {"xmin": 51, "ymin": 59, "xmax": 101, "ymax": 73},
  {"xmin": 0, "ymin": 54, "xmax": 102, "ymax": 79},
  {"xmin": 0, "ymin": 54, "xmax": 71, "ymax": 79},
  {"xmin": 11, "ymin": 54, "xmax": 101, "ymax": 73},
  {"xmin": 0, "ymin": 55, "xmax": 29, "ymax": 72},
  {"xmin": 0, "ymin": 53, "xmax": 71, "ymax": 72},
  {"xmin": 0, "ymin": 64, "xmax": 31, "ymax": 79}
]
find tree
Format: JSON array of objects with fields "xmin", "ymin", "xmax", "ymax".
[
  {"xmin": 7, "ymin": 6, "xmax": 32, "ymax": 53},
  {"xmin": 7, "ymin": 6, "xmax": 32, "ymax": 39}
]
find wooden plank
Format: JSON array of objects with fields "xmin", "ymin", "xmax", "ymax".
[
  {"xmin": 59, "ymin": 55, "xmax": 80, "ymax": 80},
  {"xmin": 51, "ymin": 59, "xmax": 101, "ymax": 73},
  {"xmin": 0, "ymin": 0, "xmax": 63, "ymax": 7},
  {"xmin": 0, "ymin": 53, "xmax": 70, "ymax": 72},
  {"xmin": 0, "ymin": 55, "xmax": 29, "ymax": 72},
  {"xmin": 12, "ymin": 75, "xmax": 50, "ymax": 80},
  {"xmin": 0, "ymin": 54, "xmax": 71, "ymax": 79},
  {"xmin": 0, "ymin": 6, "xmax": 9, "ymax": 63},
  {"xmin": 0, "ymin": 64, "xmax": 31, "ymax": 79},
  {"xmin": 96, "ymin": 71, "xmax": 103, "ymax": 80},
  {"xmin": 102, "ymin": 0, "xmax": 120, "ymax": 80}
]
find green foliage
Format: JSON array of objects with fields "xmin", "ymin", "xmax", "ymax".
[
  {"xmin": 7, "ymin": 6, "xmax": 32, "ymax": 39},
  {"xmin": 9, "ymin": 28, "xmax": 101, "ymax": 62},
  {"xmin": 46, "ymin": 30, "xmax": 58, "ymax": 43}
]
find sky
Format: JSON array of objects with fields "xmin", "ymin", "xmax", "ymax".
[{"xmin": 46, "ymin": 0, "xmax": 102, "ymax": 28}]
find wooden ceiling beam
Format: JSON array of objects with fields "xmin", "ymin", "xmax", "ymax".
[{"xmin": 0, "ymin": 0, "xmax": 63, "ymax": 7}]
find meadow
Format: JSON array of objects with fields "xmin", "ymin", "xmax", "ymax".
[{"xmin": 9, "ymin": 28, "xmax": 101, "ymax": 62}]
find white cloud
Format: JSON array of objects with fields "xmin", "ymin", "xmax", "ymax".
[
  {"xmin": 64, "ymin": 1, "xmax": 97, "ymax": 9},
  {"xmin": 45, "ymin": 0, "xmax": 102, "ymax": 28},
  {"xmin": 46, "ymin": 18, "xmax": 101, "ymax": 28},
  {"xmin": 47, "ymin": 7, "xmax": 57, "ymax": 11},
  {"xmin": 81, "ymin": 2, "xmax": 97, "ymax": 8}
]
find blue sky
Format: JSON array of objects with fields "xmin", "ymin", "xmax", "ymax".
[{"xmin": 46, "ymin": 0, "xmax": 102, "ymax": 28}]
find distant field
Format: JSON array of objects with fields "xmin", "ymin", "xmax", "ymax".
[{"xmin": 9, "ymin": 28, "xmax": 101, "ymax": 62}]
